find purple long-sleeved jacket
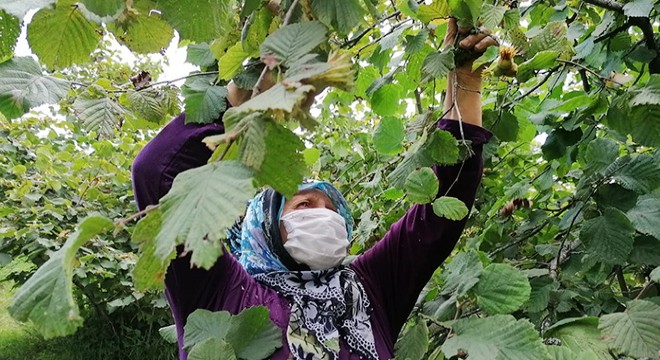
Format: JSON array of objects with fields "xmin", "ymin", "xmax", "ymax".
[{"xmin": 131, "ymin": 114, "xmax": 491, "ymax": 359}]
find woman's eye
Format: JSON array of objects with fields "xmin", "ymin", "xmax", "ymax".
[{"xmin": 297, "ymin": 201, "xmax": 310, "ymax": 208}]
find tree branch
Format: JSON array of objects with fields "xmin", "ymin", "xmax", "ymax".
[
  {"xmin": 582, "ymin": 0, "xmax": 624, "ymax": 12},
  {"xmin": 615, "ymin": 265, "xmax": 629, "ymax": 294}
]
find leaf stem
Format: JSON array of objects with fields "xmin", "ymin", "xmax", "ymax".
[{"xmin": 115, "ymin": 204, "xmax": 160, "ymax": 229}]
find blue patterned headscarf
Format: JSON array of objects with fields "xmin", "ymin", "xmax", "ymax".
[{"xmin": 226, "ymin": 180, "xmax": 353, "ymax": 275}]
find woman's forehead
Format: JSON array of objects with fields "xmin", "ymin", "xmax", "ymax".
[{"xmin": 292, "ymin": 188, "xmax": 332, "ymax": 201}]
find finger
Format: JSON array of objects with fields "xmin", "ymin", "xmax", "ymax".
[
  {"xmin": 444, "ymin": 17, "xmax": 458, "ymax": 46},
  {"xmin": 474, "ymin": 35, "xmax": 499, "ymax": 52},
  {"xmin": 459, "ymin": 32, "xmax": 490, "ymax": 49}
]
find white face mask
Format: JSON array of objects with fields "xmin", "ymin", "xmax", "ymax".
[{"xmin": 281, "ymin": 208, "xmax": 350, "ymax": 270}]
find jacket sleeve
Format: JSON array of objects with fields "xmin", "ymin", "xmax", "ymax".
[{"xmin": 350, "ymin": 119, "xmax": 492, "ymax": 340}]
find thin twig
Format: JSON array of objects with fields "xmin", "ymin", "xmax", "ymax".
[
  {"xmin": 635, "ymin": 281, "xmax": 656, "ymax": 300},
  {"xmin": 615, "ymin": 266, "xmax": 629, "ymax": 295},
  {"xmin": 357, "ymin": 19, "xmax": 413, "ymax": 53},
  {"xmin": 513, "ymin": 66, "xmax": 561, "ymax": 102},
  {"xmin": 115, "ymin": 204, "xmax": 160, "ymax": 228}
]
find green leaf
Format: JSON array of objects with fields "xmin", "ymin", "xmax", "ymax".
[
  {"xmin": 184, "ymin": 309, "xmax": 232, "ymax": 349},
  {"xmin": 651, "ymin": 266, "xmax": 660, "ymax": 283},
  {"xmin": 594, "ymin": 184, "xmax": 638, "ymax": 212},
  {"xmin": 218, "ymin": 43, "xmax": 251, "ymax": 81},
  {"xmin": 630, "ymin": 75, "xmax": 660, "ymax": 106},
  {"xmin": 627, "ymin": 195, "xmax": 660, "ymax": 240},
  {"xmin": 599, "ymin": 300, "xmax": 660, "ymax": 358},
  {"xmin": 187, "ymin": 43, "xmax": 217, "ymax": 68},
  {"xmin": 441, "ymin": 250, "xmax": 483, "ymax": 296},
  {"xmin": 73, "ymin": 85, "xmax": 127, "ymax": 137},
  {"xmin": 580, "ymin": 208, "xmax": 635, "ymax": 265},
  {"xmin": 432, "ymin": 196, "xmax": 468, "ymax": 221},
  {"xmin": 0, "ymin": 0, "xmax": 55, "ymax": 19},
  {"xmin": 622, "ymin": 0, "xmax": 654, "ymax": 17},
  {"xmin": 370, "ymin": 83, "xmax": 401, "ymax": 116},
  {"xmin": 132, "ymin": 208, "xmax": 171, "ymax": 291},
  {"xmin": 311, "ymin": 0, "xmax": 364, "ymax": 35},
  {"xmin": 0, "ymin": 57, "xmax": 69, "ymax": 118},
  {"xmin": 474, "ymin": 263, "xmax": 531, "ymax": 315},
  {"xmin": 8, "ymin": 216, "xmax": 114, "ymax": 339},
  {"xmin": 394, "ymin": 321, "xmax": 429, "ymax": 360},
  {"xmin": 630, "ymin": 236, "xmax": 660, "ymax": 266},
  {"xmin": 544, "ymin": 317, "xmax": 610, "ymax": 359},
  {"xmin": 126, "ymin": 89, "xmax": 170, "ymax": 123},
  {"xmin": 159, "ymin": 324, "xmax": 178, "ymax": 344},
  {"xmin": 442, "ymin": 315, "xmax": 549, "ymax": 360},
  {"xmin": 0, "ymin": 10, "xmax": 20, "ymax": 62},
  {"xmin": 27, "ymin": 4, "xmax": 101, "ymax": 68},
  {"xmin": 224, "ymin": 306, "xmax": 282, "ymax": 360},
  {"xmin": 189, "ymin": 338, "xmax": 237, "ymax": 360},
  {"xmin": 426, "ymin": 130, "xmax": 459, "ymax": 164},
  {"xmin": 483, "ymin": 110, "xmax": 519, "ymax": 142},
  {"xmin": 517, "ymin": 50, "xmax": 559, "ymax": 83},
  {"xmin": 156, "ymin": 161, "xmax": 256, "ymax": 269},
  {"xmin": 107, "ymin": 2, "xmax": 174, "ymax": 54},
  {"xmin": 471, "ymin": 46, "xmax": 498, "ymax": 72},
  {"xmin": 417, "ymin": 1, "xmax": 449, "ymax": 23},
  {"xmin": 479, "ymin": 4, "xmax": 506, "ymax": 30},
  {"xmin": 422, "ymin": 50, "xmax": 455, "ymax": 79},
  {"xmin": 610, "ymin": 155, "xmax": 660, "ymax": 194},
  {"xmin": 528, "ymin": 21, "xmax": 567, "ymax": 58},
  {"xmin": 373, "ymin": 117, "xmax": 404, "ymax": 155},
  {"xmin": 182, "ymin": 75, "xmax": 228, "ymax": 124},
  {"xmin": 404, "ymin": 167, "xmax": 439, "ymax": 204},
  {"xmin": 228, "ymin": 83, "xmax": 315, "ymax": 117},
  {"xmin": 583, "ymin": 138, "xmax": 619, "ymax": 175},
  {"xmin": 80, "ymin": 0, "xmax": 125, "ymax": 18},
  {"xmin": 260, "ymin": 21, "xmax": 328, "ymax": 66},
  {"xmin": 155, "ymin": 0, "xmax": 233, "ymax": 42},
  {"xmin": 254, "ymin": 120, "xmax": 306, "ymax": 198},
  {"xmin": 448, "ymin": 0, "xmax": 482, "ymax": 26},
  {"xmin": 404, "ymin": 30, "xmax": 429, "ymax": 54}
]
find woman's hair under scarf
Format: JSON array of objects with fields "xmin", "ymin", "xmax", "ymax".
[{"xmin": 226, "ymin": 180, "xmax": 353, "ymax": 275}]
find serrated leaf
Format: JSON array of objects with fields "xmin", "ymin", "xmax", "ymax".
[
  {"xmin": 441, "ymin": 251, "xmax": 483, "ymax": 296},
  {"xmin": 404, "ymin": 167, "xmax": 439, "ymax": 204},
  {"xmin": 126, "ymin": 89, "xmax": 169, "ymax": 123},
  {"xmin": 417, "ymin": 1, "xmax": 449, "ymax": 23},
  {"xmin": 370, "ymin": 83, "xmax": 401, "ymax": 116},
  {"xmin": 132, "ymin": 208, "xmax": 171, "ymax": 291},
  {"xmin": 0, "ymin": 10, "xmax": 20, "ymax": 62},
  {"xmin": 184, "ymin": 309, "xmax": 233, "ymax": 349},
  {"xmin": 155, "ymin": 0, "xmax": 233, "ymax": 42},
  {"xmin": 432, "ymin": 195, "xmax": 469, "ymax": 221},
  {"xmin": 8, "ymin": 216, "xmax": 114, "ymax": 339},
  {"xmin": 630, "ymin": 75, "xmax": 660, "ymax": 106},
  {"xmin": 479, "ymin": 4, "xmax": 506, "ymax": 30},
  {"xmin": 373, "ymin": 117, "xmax": 404, "ymax": 155},
  {"xmin": 189, "ymin": 338, "xmax": 237, "ymax": 360},
  {"xmin": 630, "ymin": 235, "xmax": 660, "ymax": 266},
  {"xmin": 311, "ymin": 0, "xmax": 363, "ymax": 35},
  {"xmin": 228, "ymin": 82, "xmax": 315, "ymax": 117},
  {"xmin": 219, "ymin": 43, "xmax": 251, "ymax": 81},
  {"xmin": 608, "ymin": 104, "xmax": 660, "ymax": 147},
  {"xmin": 80, "ymin": 0, "xmax": 124, "ymax": 18},
  {"xmin": 580, "ymin": 208, "xmax": 635, "ymax": 265},
  {"xmin": 0, "ymin": 57, "xmax": 69, "ymax": 118},
  {"xmin": 159, "ymin": 324, "xmax": 178, "ymax": 344},
  {"xmin": 543, "ymin": 317, "xmax": 610, "ymax": 360},
  {"xmin": 224, "ymin": 306, "xmax": 282, "ymax": 360},
  {"xmin": 182, "ymin": 75, "xmax": 228, "ymax": 124},
  {"xmin": 517, "ymin": 50, "xmax": 559, "ymax": 82},
  {"xmin": 622, "ymin": 0, "xmax": 653, "ymax": 17},
  {"xmin": 599, "ymin": 300, "xmax": 660, "ymax": 358},
  {"xmin": 610, "ymin": 155, "xmax": 660, "ymax": 194},
  {"xmin": 442, "ymin": 315, "xmax": 549, "ymax": 360},
  {"xmin": 651, "ymin": 266, "xmax": 660, "ymax": 283},
  {"xmin": 394, "ymin": 321, "xmax": 429, "ymax": 360},
  {"xmin": 483, "ymin": 110, "xmax": 519, "ymax": 142},
  {"xmin": 404, "ymin": 30, "xmax": 428, "ymax": 54},
  {"xmin": 107, "ymin": 2, "xmax": 174, "ymax": 54},
  {"xmin": 472, "ymin": 46, "xmax": 498, "ymax": 72},
  {"xmin": 156, "ymin": 161, "xmax": 256, "ymax": 269},
  {"xmin": 260, "ymin": 21, "xmax": 327, "ymax": 66},
  {"xmin": 0, "ymin": 0, "xmax": 55, "ymax": 19},
  {"xmin": 256, "ymin": 121, "xmax": 307, "ymax": 198},
  {"xmin": 237, "ymin": 114, "xmax": 267, "ymax": 170},
  {"xmin": 528, "ymin": 22, "xmax": 567, "ymax": 58},
  {"xmin": 449, "ymin": 0, "xmax": 482, "ymax": 26},
  {"xmin": 27, "ymin": 4, "xmax": 101, "ymax": 69},
  {"xmin": 422, "ymin": 50, "xmax": 454, "ymax": 79},
  {"xmin": 474, "ymin": 263, "xmax": 531, "ymax": 314},
  {"xmin": 187, "ymin": 43, "xmax": 216, "ymax": 68},
  {"xmin": 627, "ymin": 195, "xmax": 660, "ymax": 239},
  {"xmin": 73, "ymin": 86, "xmax": 127, "ymax": 137},
  {"xmin": 583, "ymin": 138, "xmax": 619, "ymax": 175},
  {"xmin": 426, "ymin": 130, "xmax": 460, "ymax": 164}
]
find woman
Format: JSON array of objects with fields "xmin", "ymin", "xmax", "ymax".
[{"xmin": 132, "ymin": 20, "xmax": 495, "ymax": 360}]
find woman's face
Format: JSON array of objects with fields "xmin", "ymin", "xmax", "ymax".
[{"xmin": 279, "ymin": 189, "xmax": 336, "ymax": 243}]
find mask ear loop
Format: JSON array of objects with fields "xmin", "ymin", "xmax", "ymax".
[{"xmin": 266, "ymin": 189, "xmax": 310, "ymax": 272}]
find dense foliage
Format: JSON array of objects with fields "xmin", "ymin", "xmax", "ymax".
[{"xmin": 1, "ymin": 0, "xmax": 660, "ymax": 359}]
